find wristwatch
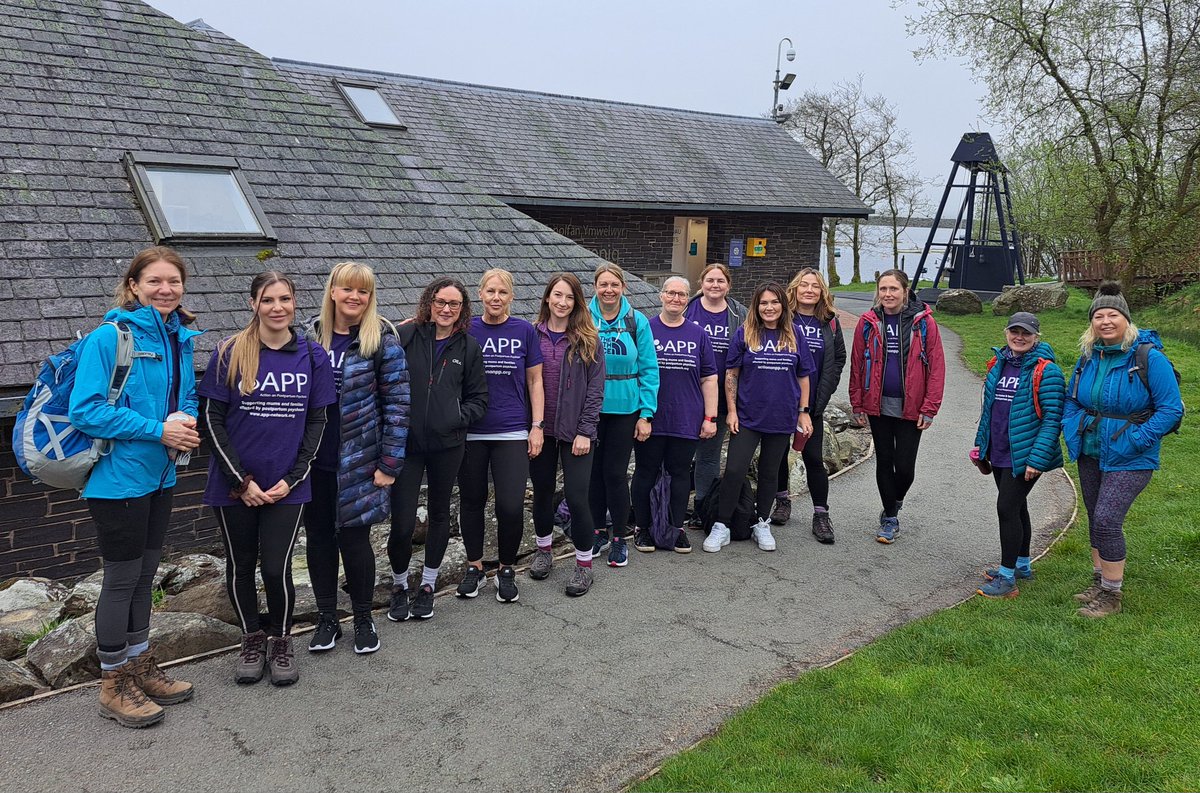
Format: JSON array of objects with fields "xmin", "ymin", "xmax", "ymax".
[
  {"xmin": 532, "ymin": 421, "xmax": 545, "ymax": 429},
  {"xmin": 799, "ymin": 406, "xmax": 811, "ymax": 414}
]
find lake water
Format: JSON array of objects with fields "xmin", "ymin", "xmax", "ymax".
[{"xmin": 820, "ymin": 224, "xmax": 956, "ymax": 285}]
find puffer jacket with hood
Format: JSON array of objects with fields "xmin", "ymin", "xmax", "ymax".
[{"xmin": 974, "ymin": 340, "xmax": 1065, "ymax": 477}]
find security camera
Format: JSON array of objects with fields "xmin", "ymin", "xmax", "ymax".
[{"xmin": 786, "ymin": 49, "xmax": 795, "ymax": 62}]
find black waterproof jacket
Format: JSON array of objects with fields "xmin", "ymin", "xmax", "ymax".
[{"xmin": 397, "ymin": 322, "xmax": 488, "ymax": 453}]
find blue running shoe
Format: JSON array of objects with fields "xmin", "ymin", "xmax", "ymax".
[
  {"xmin": 592, "ymin": 529, "xmax": 610, "ymax": 557},
  {"xmin": 984, "ymin": 566, "xmax": 1033, "ymax": 581},
  {"xmin": 607, "ymin": 536, "xmax": 628, "ymax": 567},
  {"xmin": 876, "ymin": 516, "xmax": 899, "ymax": 544},
  {"xmin": 977, "ymin": 575, "xmax": 1019, "ymax": 599}
]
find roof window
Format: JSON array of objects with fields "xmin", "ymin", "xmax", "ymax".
[
  {"xmin": 123, "ymin": 152, "xmax": 276, "ymax": 244},
  {"xmin": 335, "ymin": 80, "xmax": 406, "ymax": 129}
]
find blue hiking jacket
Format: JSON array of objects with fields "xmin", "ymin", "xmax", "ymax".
[
  {"xmin": 974, "ymin": 341, "xmax": 1065, "ymax": 477},
  {"xmin": 1063, "ymin": 329, "xmax": 1183, "ymax": 471},
  {"xmin": 588, "ymin": 295, "xmax": 659, "ymax": 418},
  {"xmin": 69, "ymin": 304, "xmax": 201, "ymax": 499}
]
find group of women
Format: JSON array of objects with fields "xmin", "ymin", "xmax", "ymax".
[{"xmin": 67, "ymin": 246, "xmax": 1180, "ymax": 728}]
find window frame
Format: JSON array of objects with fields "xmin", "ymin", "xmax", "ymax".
[
  {"xmin": 123, "ymin": 151, "xmax": 277, "ymax": 245},
  {"xmin": 334, "ymin": 79, "xmax": 407, "ymax": 130}
]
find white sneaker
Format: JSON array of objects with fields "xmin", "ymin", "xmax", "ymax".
[
  {"xmin": 752, "ymin": 519, "xmax": 777, "ymax": 551},
  {"xmin": 703, "ymin": 522, "xmax": 731, "ymax": 553}
]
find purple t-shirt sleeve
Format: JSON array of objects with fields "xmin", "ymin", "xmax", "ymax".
[
  {"xmin": 699, "ymin": 332, "xmax": 717, "ymax": 378},
  {"xmin": 308, "ymin": 341, "xmax": 338, "ymax": 409},
  {"xmin": 197, "ymin": 347, "xmax": 232, "ymax": 402},
  {"xmin": 726, "ymin": 327, "xmax": 747, "ymax": 369},
  {"xmin": 525, "ymin": 323, "xmax": 544, "ymax": 367}
]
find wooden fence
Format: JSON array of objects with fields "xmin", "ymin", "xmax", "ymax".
[{"xmin": 1060, "ymin": 249, "xmax": 1200, "ymax": 288}]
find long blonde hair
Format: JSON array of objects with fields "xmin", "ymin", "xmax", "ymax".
[
  {"xmin": 744, "ymin": 282, "xmax": 797, "ymax": 353},
  {"xmin": 218, "ymin": 271, "xmax": 295, "ymax": 396},
  {"xmin": 787, "ymin": 267, "xmax": 836, "ymax": 322},
  {"xmin": 318, "ymin": 262, "xmax": 390, "ymax": 357},
  {"xmin": 537, "ymin": 273, "xmax": 600, "ymax": 365}
]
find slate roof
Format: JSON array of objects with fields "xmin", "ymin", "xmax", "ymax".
[
  {"xmin": 275, "ymin": 60, "xmax": 869, "ymax": 216},
  {"xmin": 0, "ymin": 0, "xmax": 655, "ymax": 399}
]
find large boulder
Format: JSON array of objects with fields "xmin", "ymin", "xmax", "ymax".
[
  {"xmin": 0, "ymin": 601, "xmax": 68, "ymax": 661},
  {"xmin": 25, "ymin": 618, "xmax": 98, "ymax": 688},
  {"xmin": 147, "ymin": 612, "xmax": 241, "ymax": 662},
  {"xmin": 62, "ymin": 570, "xmax": 104, "ymax": 618},
  {"xmin": 823, "ymin": 402, "xmax": 852, "ymax": 433},
  {"xmin": 936, "ymin": 288, "xmax": 983, "ymax": 315},
  {"xmin": 160, "ymin": 553, "xmax": 223, "ymax": 595},
  {"xmin": 0, "ymin": 577, "xmax": 69, "ymax": 611},
  {"xmin": 0, "ymin": 658, "xmax": 44, "ymax": 704},
  {"xmin": 162, "ymin": 579, "xmax": 242, "ymax": 627},
  {"xmin": 992, "ymin": 282, "xmax": 1068, "ymax": 315}
]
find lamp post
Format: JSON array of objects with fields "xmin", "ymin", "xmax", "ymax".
[{"xmin": 772, "ymin": 36, "xmax": 796, "ymax": 123}]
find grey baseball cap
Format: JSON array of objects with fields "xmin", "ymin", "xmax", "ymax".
[{"xmin": 1006, "ymin": 311, "xmax": 1040, "ymax": 334}]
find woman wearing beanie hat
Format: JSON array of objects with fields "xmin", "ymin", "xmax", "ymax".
[{"xmin": 1062, "ymin": 282, "xmax": 1183, "ymax": 617}]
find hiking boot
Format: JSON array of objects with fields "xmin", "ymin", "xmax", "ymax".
[
  {"xmin": 877, "ymin": 516, "xmax": 899, "ymax": 544},
  {"xmin": 266, "ymin": 635, "xmax": 299, "ymax": 687},
  {"xmin": 236, "ymin": 630, "xmax": 268, "ymax": 683},
  {"xmin": 1073, "ymin": 572, "xmax": 1103, "ymax": 603},
  {"xmin": 495, "ymin": 566, "xmax": 519, "ymax": 603},
  {"xmin": 812, "ymin": 511, "xmax": 835, "ymax": 544},
  {"xmin": 565, "ymin": 564, "xmax": 593, "ymax": 597},
  {"xmin": 674, "ymin": 529, "xmax": 692, "ymax": 554},
  {"xmin": 977, "ymin": 576, "xmax": 1019, "ymax": 599},
  {"xmin": 456, "ymin": 566, "xmax": 486, "ymax": 598},
  {"xmin": 387, "ymin": 587, "xmax": 411, "ymax": 622},
  {"xmin": 529, "ymin": 549, "xmax": 553, "ymax": 580},
  {"xmin": 1078, "ymin": 588, "xmax": 1122, "ymax": 618},
  {"xmin": 985, "ymin": 566, "xmax": 1033, "ymax": 582},
  {"xmin": 411, "ymin": 585, "xmax": 435, "ymax": 619},
  {"xmin": 98, "ymin": 666, "xmax": 164, "ymax": 728},
  {"xmin": 591, "ymin": 529, "xmax": 610, "ymax": 556},
  {"xmin": 634, "ymin": 528, "xmax": 656, "ymax": 553},
  {"xmin": 751, "ymin": 519, "xmax": 777, "ymax": 551},
  {"xmin": 770, "ymin": 496, "xmax": 792, "ymax": 526},
  {"xmin": 353, "ymin": 617, "xmax": 380, "ymax": 653},
  {"xmin": 703, "ymin": 522, "xmax": 731, "ymax": 553},
  {"xmin": 125, "ymin": 646, "xmax": 193, "ymax": 705},
  {"xmin": 607, "ymin": 536, "xmax": 628, "ymax": 567},
  {"xmin": 308, "ymin": 613, "xmax": 342, "ymax": 651}
]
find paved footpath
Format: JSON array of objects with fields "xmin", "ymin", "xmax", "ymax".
[{"xmin": 0, "ymin": 305, "xmax": 1075, "ymax": 793}]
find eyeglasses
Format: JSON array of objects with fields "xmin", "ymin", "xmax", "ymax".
[
  {"xmin": 661, "ymin": 291, "xmax": 689, "ymax": 300},
  {"xmin": 432, "ymin": 299, "xmax": 463, "ymax": 310}
]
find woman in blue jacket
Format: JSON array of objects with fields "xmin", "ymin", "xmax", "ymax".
[
  {"xmin": 587, "ymin": 262, "xmax": 659, "ymax": 567},
  {"xmin": 68, "ymin": 246, "xmax": 201, "ymax": 729},
  {"xmin": 1062, "ymin": 283, "xmax": 1183, "ymax": 618},
  {"xmin": 972, "ymin": 312, "xmax": 1065, "ymax": 600}
]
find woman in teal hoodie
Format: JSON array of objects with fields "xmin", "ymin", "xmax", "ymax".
[
  {"xmin": 587, "ymin": 263, "xmax": 659, "ymax": 567},
  {"xmin": 68, "ymin": 246, "xmax": 202, "ymax": 728},
  {"xmin": 972, "ymin": 312, "xmax": 1065, "ymax": 600}
]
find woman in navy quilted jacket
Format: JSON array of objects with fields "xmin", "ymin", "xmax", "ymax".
[
  {"xmin": 304, "ymin": 262, "xmax": 409, "ymax": 656},
  {"xmin": 971, "ymin": 312, "xmax": 1064, "ymax": 600}
]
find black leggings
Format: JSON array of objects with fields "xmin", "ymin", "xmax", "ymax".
[
  {"xmin": 389, "ymin": 444, "xmax": 465, "ymax": 574},
  {"xmin": 991, "ymin": 468, "xmax": 1037, "ymax": 569},
  {"xmin": 776, "ymin": 413, "xmax": 828, "ymax": 508},
  {"xmin": 530, "ymin": 437, "xmax": 595, "ymax": 553},
  {"xmin": 868, "ymin": 415, "xmax": 923, "ymax": 517},
  {"xmin": 718, "ymin": 428, "xmax": 790, "ymax": 523},
  {"xmin": 88, "ymin": 489, "xmax": 173, "ymax": 665},
  {"xmin": 632, "ymin": 435, "xmax": 698, "ymax": 530},
  {"xmin": 589, "ymin": 412, "xmax": 639, "ymax": 536},
  {"xmin": 306, "ymin": 468, "xmax": 376, "ymax": 618},
  {"xmin": 216, "ymin": 502, "xmax": 304, "ymax": 636},
  {"xmin": 460, "ymin": 439, "xmax": 529, "ymax": 567}
]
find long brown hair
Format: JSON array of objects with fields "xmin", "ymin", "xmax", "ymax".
[
  {"xmin": 317, "ymin": 262, "xmax": 392, "ymax": 358},
  {"xmin": 414, "ymin": 277, "xmax": 472, "ymax": 334},
  {"xmin": 218, "ymin": 271, "xmax": 296, "ymax": 395},
  {"xmin": 537, "ymin": 272, "xmax": 599, "ymax": 365},
  {"xmin": 744, "ymin": 282, "xmax": 797, "ymax": 353},
  {"xmin": 114, "ymin": 246, "xmax": 195, "ymax": 325},
  {"xmin": 787, "ymin": 267, "xmax": 836, "ymax": 322}
]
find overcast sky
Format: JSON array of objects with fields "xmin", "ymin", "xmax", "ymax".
[{"xmin": 146, "ymin": 0, "xmax": 992, "ymax": 208}]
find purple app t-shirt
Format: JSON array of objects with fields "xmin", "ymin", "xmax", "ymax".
[
  {"xmin": 200, "ymin": 337, "xmax": 337, "ymax": 507},
  {"xmin": 649, "ymin": 316, "xmax": 716, "ymax": 439},
  {"xmin": 793, "ymin": 314, "xmax": 826, "ymax": 379},
  {"xmin": 989, "ymin": 359, "xmax": 1021, "ymax": 468},
  {"xmin": 314, "ymin": 331, "xmax": 353, "ymax": 472},
  {"xmin": 469, "ymin": 316, "xmax": 543, "ymax": 436},
  {"xmin": 882, "ymin": 314, "xmax": 903, "ymax": 398},
  {"xmin": 726, "ymin": 326, "xmax": 816, "ymax": 435},
  {"xmin": 684, "ymin": 302, "xmax": 731, "ymax": 376}
]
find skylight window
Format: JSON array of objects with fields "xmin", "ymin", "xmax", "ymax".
[
  {"xmin": 335, "ymin": 80, "xmax": 406, "ymax": 129},
  {"xmin": 123, "ymin": 152, "xmax": 276, "ymax": 244}
]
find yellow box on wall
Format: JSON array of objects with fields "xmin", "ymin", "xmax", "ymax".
[{"xmin": 747, "ymin": 237, "xmax": 767, "ymax": 257}]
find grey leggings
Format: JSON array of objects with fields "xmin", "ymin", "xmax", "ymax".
[{"xmin": 1077, "ymin": 455, "xmax": 1153, "ymax": 563}]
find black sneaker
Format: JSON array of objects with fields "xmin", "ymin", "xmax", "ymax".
[
  {"xmin": 495, "ymin": 566, "xmax": 519, "ymax": 603},
  {"xmin": 386, "ymin": 586, "xmax": 411, "ymax": 622},
  {"xmin": 307, "ymin": 613, "xmax": 342, "ymax": 652},
  {"xmin": 353, "ymin": 617, "xmax": 379, "ymax": 654},
  {"xmin": 456, "ymin": 566, "xmax": 486, "ymax": 598},
  {"xmin": 812, "ymin": 511, "xmax": 835, "ymax": 544},
  {"xmin": 633, "ymin": 528, "xmax": 656, "ymax": 553},
  {"xmin": 673, "ymin": 530, "xmax": 692, "ymax": 554},
  {"xmin": 411, "ymin": 584, "xmax": 435, "ymax": 619}
]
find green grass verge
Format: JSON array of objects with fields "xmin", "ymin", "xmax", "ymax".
[{"xmin": 638, "ymin": 287, "xmax": 1200, "ymax": 792}]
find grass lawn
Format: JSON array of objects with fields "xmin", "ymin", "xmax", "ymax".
[{"xmin": 637, "ymin": 286, "xmax": 1200, "ymax": 792}]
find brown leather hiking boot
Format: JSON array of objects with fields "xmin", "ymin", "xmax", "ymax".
[
  {"xmin": 769, "ymin": 496, "xmax": 792, "ymax": 526},
  {"xmin": 98, "ymin": 667, "xmax": 164, "ymax": 728},
  {"xmin": 266, "ymin": 635, "xmax": 299, "ymax": 687},
  {"xmin": 1073, "ymin": 573, "xmax": 1104, "ymax": 603},
  {"xmin": 125, "ymin": 647, "xmax": 194, "ymax": 705},
  {"xmin": 1078, "ymin": 588, "xmax": 1123, "ymax": 618}
]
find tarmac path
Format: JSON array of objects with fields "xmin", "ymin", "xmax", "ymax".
[{"xmin": 0, "ymin": 300, "xmax": 1076, "ymax": 793}]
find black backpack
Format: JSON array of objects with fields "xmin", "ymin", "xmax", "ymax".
[{"xmin": 697, "ymin": 475, "xmax": 756, "ymax": 541}]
